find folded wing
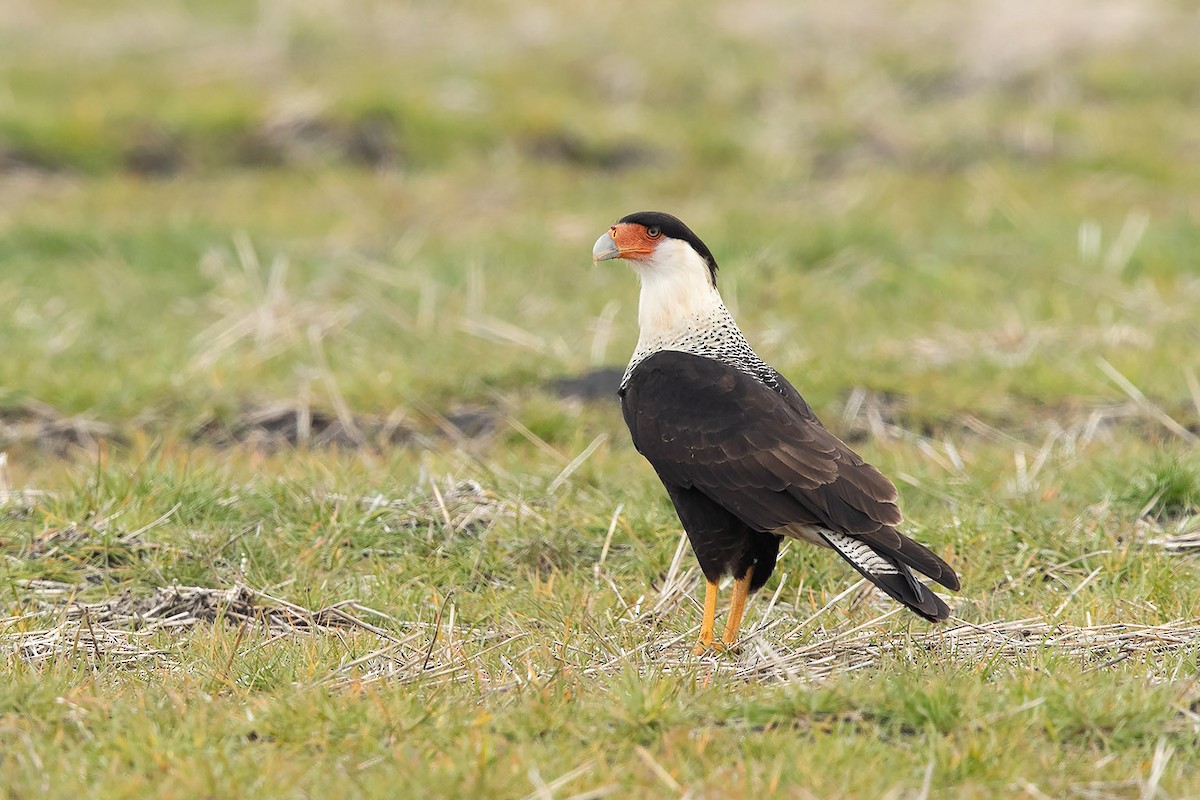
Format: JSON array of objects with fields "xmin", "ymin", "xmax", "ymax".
[{"xmin": 621, "ymin": 350, "xmax": 958, "ymax": 620}]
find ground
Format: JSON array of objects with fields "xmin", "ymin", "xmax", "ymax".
[{"xmin": 2, "ymin": 0, "xmax": 1200, "ymax": 797}]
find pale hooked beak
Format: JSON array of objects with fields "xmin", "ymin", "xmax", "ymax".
[{"xmin": 591, "ymin": 231, "xmax": 620, "ymax": 263}]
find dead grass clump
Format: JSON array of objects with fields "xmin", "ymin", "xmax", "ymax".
[
  {"xmin": 334, "ymin": 590, "xmax": 1200, "ymax": 692},
  {"xmin": 1144, "ymin": 522, "xmax": 1200, "ymax": 553},
  {"xmin": 22, "ymin": 525, "xmax": 156, "ymax": 566},
  {"xmin": 6, "ymin": 568, "xmax": 1197, "ymax": 690},
  {"xmin": 350, "ymin": 478, "xmax": 543, "ymax": 535},
  {"xmin": 1136, "ymin": 501, "xmax": 1200, "ymax": 554},
  {"xmin": 734, "ymin": 616, "xmax": 1200, "ymax": 684},
  {"xmin": 1, "ymin": 582, "xmax": 430, "ymax": 672},
  {"xmin": 0, "ymin": 399, "xmax": 115, "ymax": 456},
  {"xmin": 7, "ymin": 620, "xmax": 177, "ymax": 669},
  {"xmin": 190, "ymin": 236, "xmax": 360, "ymax": 372},
  {"xmin": 13, "ymin": 581, "xmax": 341, "ymax": 632}
]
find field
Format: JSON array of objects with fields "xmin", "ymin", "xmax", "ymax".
[{"xmin": 3, "ymin": 0, "xmax": 1200, "ymax": 796}]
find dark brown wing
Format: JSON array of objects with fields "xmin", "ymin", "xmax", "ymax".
[{"xmin": 620, "ymin": 350, "xmax": 958, "ymax": 617}]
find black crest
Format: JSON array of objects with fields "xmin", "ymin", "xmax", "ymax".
[{"xmin": 618, "ymin": 211, "xmax": 719, "ymax": 286}]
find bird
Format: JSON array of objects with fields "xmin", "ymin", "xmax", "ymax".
[{"xmin": 592, "ymin": 211, "xmax": 959, "ymax": 655}]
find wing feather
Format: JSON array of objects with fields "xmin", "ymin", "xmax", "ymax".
[{"xmin": 621, "ymin": 351, "xmax": 959, "ymax": 599}]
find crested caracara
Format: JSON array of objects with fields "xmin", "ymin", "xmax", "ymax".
[{"xmin": 593, "ymin": 211, "xmax": 959, "ymax": 654}]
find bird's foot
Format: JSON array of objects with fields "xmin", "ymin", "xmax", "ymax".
[{"xmin": 693, "ymin": 639, "xmax": 738, "ymax": 657}]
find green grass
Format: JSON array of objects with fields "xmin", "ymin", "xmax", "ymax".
[{"xmin": 4, "ymin": 0, "xmax": 1200, "ymax": 797}]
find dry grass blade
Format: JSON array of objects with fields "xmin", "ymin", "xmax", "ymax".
[
  {"xmin": 728, "ymin": 618, "xmax": 1200, "ymax": 684},
  {"xmin": 548, "ymin": 434, "xmax": 608, "ymax": 494},
  {"xmin": 1140, "ymin": 738, "xmax": 1174, "ymax": 800},
  {"xmin": 3, "ymin": 621, "xmax": 176, "ymax": 669},
  {"xmin": 459, "ymin": 315, "xmax": 546, "ymax": 352},
  {"xmin": 1096, "ymin": 357, "xmax": 1197, "ymax": 443},
  {"xmin": 593, "ymin": 502, "xmax": 623, "ymax": 577},
  {"xmin": 1142, "ymin": 515, "xmax": 1200, "ymax": 552},
  {"xmin": 633, "ymin": 745, "xmax": 684, "ymax": 793},
  {"xmin": 1052, "ymin": 567, "xmax": 1103, "ymax": 617},
  {"xmin": 190, "ymin": 235, "xmax": 359, "ymax": 371},
  {"xmin": 520, "ymin": 761, "xmax": 597, "ymax": 800},
  {"xmin": 649, "ymin": 533, "xmax": 694, "ymax": 617},
  {"xmin": 347, "ymin": 478, "xmax": 545, "ymax": 535},
  {"xmin": 1, "ymin": 581, "xmax": 437, "ymax": 674},
  {"xmin": 5, "ymin": 582, "xmax": 410, "ymax": 640}
]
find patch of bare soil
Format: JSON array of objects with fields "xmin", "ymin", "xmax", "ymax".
[
  {"xmin": 837, "ymin": 387, "xmax": 1200, "ymax": 447},
  {"xmin": 234, "ymin": 108, "xmax": 403, "ymax": 170},
  {"xmin": 4, "ymin": 377, "xmax": 1196, "ymax": 462},
  {"xmin": 522, "ymin": 130, "xmax": 659, "ymax": 170},
  {"xmin": 0, "ymin": 109, "xmax": 405, "ymax": 178},
  {"xmin": 1, "ymin": 395, "xmax": 507, "ymax": 457},
  {"xmin": 550, "ymin": 366, "xmax": 624, "ymax": 402},
  {"xmin": 190, "ymin": 401, "xmax": 499, "ymax": 452},
  {"xmin": 192, "ymin": 401, "xmax": 382, "ymax": 450}
]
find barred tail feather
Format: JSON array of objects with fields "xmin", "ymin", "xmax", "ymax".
[{"xmin": 822, "ymin": 531, "xmax": 951, "ymax": 621}]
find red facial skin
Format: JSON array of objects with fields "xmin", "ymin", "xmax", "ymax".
[{"xmin": 608, "ymin": 223, "xmax": 663, "ymax": 261}]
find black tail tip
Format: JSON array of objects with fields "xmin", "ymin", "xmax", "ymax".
[{"xmin": 912, "ymin": 587, "xmax": 952, "ymax": 622}]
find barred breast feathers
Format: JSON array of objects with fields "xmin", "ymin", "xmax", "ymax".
[{"xmin": 621, "ymin": 303, "xmax": 781, "ymax": 392}]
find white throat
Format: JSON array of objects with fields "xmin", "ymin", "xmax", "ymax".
[{"xmin": 632, "ymin": 239, "xmax": 725, "ymax": 345}]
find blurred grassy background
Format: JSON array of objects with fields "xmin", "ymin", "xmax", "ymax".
[
  {"xmin": 3, "ymin": 1, "xmax": 1200, "ymax": 798},
  {"xmin": 3, "ymin": 0, "xmax": 1199, "ymax": 434}
]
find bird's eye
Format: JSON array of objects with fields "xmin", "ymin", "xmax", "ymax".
[{"xmin": 646, "ymin": 226, "xmax": 661, "ymax": 238}]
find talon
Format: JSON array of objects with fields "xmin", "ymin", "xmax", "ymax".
[{"xmin": 693, "ymin": 640, "xmax": 736, "ymax": 656}]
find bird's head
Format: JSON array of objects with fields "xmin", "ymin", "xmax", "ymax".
[{"xmin": 592, "ymin": 211, "xmax": 719, "ymax": 289}]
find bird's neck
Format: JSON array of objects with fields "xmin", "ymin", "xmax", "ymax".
[
  {"xmin": 632, "ymin": 240, "xmax": 730, "ymax": 346},
  {"xmin": 624, "ymin": 246, "xmax": 765, "ymax": 388},
  {"xmin": 636, "ymin": 276, "xmax": 728, "ymax": 347}
]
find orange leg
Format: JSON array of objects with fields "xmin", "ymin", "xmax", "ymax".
[
  {"xmin": 693, "ymin": 579, "xmax": 719, "ymax": 655},
  {"xmin": 721, "ymin": 566, "xmax": 754, "ymax": 647}
]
